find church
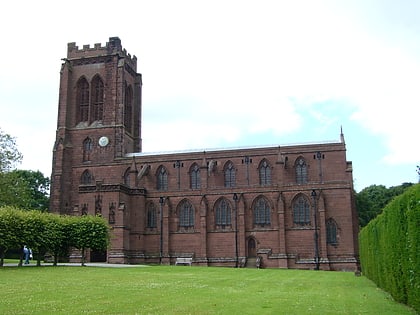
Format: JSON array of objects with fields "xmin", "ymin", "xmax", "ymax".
[{"xmin": 50, "ymin": 37, "xmax": 359, "ymax": 270}]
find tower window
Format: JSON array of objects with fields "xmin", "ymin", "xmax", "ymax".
[
  {"xmin": 82, "ymin": 137, "xmax": 93, "ymax": 162},
  {"xmin": 77, "ymin": 78, "xmax": 90, "ymax": 122},
  {"xmin": 91, "ymin": 75, "xmax": 104, "ymax": 122},
  {"xmin": 147, "ymin": 203, "xmax": 157, "ymax": 228},
  {"xmin": 124, "ymin": 84, "xmax": 133, "ymax": 133},
  {"xmin": 327, "ymin": 219, "xmax": 338, "ymax": 245},
  {"xmin": 81, "ymin": 170, "xmax": 93, "ymax": 184}
]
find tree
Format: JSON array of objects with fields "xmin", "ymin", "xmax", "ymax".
[
  {"xmin": 68, "ymin": 215, "xmax": 110, "ymax": 266},
  {"xmin": 12, "ymin": 170, "xmax": 50, "ymax": 211},
  {"xmin": 0, "ymin": 208, "xmax": 111, "ymax": 267},
  {"xmin": 0, "ymin": 128, "xmax": 22, "ymax": 172},
  {"xmin": 0, "ymin": 171, "xmax": 32, "ymax": 209},
  {"xmin": 0, "ymin": 128, "xmax": 49, "ymax": 211},
  {"xmin": 356, "ymin": 183, "xmax": 414, "ymax": 227},
  {"xmin": 0, "ymin": 207, "xmax": 22, "ymax": 266}
]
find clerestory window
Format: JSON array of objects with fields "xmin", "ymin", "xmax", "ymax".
[
  {"xmin": 295, "ymin": 157, "xmax": 308, "ymax": 184},
  {"xmin": 224, "ymin": 161, "xmax": 236, "ymax": 188},
  {"xmin": 259, "ymin": 159, "xmax": 271, "ymax": 186},
  {"xmin": 190, "ymin": 163, "xmax": 201, "ymax": 190},
  {"xmin": 157, "ymin": 166, "xmax": 168, "ymax": 191}
]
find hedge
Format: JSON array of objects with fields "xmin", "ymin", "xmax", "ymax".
[
  {"xmin": 359, "ymin": 184, "xmax": 419, "ymax": 313},
  {"xmin": 0, "ymin": 206, "xmax": 110, "ymax": 266}
]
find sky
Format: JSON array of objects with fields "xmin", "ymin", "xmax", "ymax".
[{"xmin": 0, "ymin": 0, "xmax": 419, "ymax": 192}]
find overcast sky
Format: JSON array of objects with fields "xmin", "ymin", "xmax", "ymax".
[{"xmin": 0, "ymin": 0, "xmax": 419, "ymax": 191}]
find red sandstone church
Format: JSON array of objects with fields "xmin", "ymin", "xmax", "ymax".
[{"xmin": 50, "ymin": 37, "xmax": 359, "ymax": 270}]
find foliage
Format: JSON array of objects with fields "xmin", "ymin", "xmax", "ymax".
[
  {"xmin": 0, "ymin": 207, "xmax": 23, "ymax": 265},
  {"xmin": 0, "ymin": 170, "xmax": 50, "ymax": 211},
  {"xmin": 0, "ymin": 171, "xmax": 32, "ymax": 209},
  {"xmin": 356, "ymin": 183, "xmax": 414, "ymax": 227},
  {"xmin": 68, "ymin": 215, "xmax": 110, "ymax": 266},
  {"xmin": 0, "ymin": 128, "xmax": 50, "ymax": 211},
  {"xmin": 0, "ymin": 267, "xmax": 416, "ymax": 314},
  {"xmin": 12, "ymin": 170, "xmax": 50, "ymax": 210},
  {"xmin": 0, "ymin": 128, "xmax": 22, "ymax": 172},
  {"xmin": 359, "ymin": 184, "xmax": 420, "ymax": 313},
  {"xmin": 0, "ymin": 207, "xmax": 110, "ymax": 267}
]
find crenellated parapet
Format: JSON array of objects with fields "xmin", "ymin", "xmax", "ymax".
[{"xmin": 67, "ymin": 36, "xmax": 137, "ymax": 71}]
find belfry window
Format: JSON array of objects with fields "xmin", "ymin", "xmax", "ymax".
[
  {"xmin": 91, "ymin": 75, "xmax": 104, "ymax": 122},
  {"xmin": 124, "ymin": 84, "xmax": 133, "ymax": 133},
  {"xmin": 77, "ymin": 78, "xmax": 90, "ymax": 122},
  {"xmin": 215, "ymin": 198, "xmax": 232, "ymax": 228},
  {"xmin": 293, "ymin": 195, "xmax": 311, "ymax": 225}
]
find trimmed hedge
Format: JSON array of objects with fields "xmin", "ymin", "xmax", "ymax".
[
  {"xmin": 0, "ymin": 207, "xmax": 110, "ymax": 266},
  {"xmin": 359, "ymin": 184, "xmax": 419, "ymax": 313}
]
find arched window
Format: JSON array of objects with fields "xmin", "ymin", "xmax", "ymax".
[
  {"xmin": 91, "ymin": 75, "xmax": 104, "ymax": 122},
  {"xmin": 81, "ymin": 170, "xmax": 93, "ymax": 184},
  {"xmin": 254, "ymin": 196, "xmax": 271, "ymax": 226},
  {"xmin": 259, "ymin": 159, "xmax": 271, "ymax": 186},
  {"xmin": 215, "ymin": 198, "xmax": 232, "ymax": 228},
  {"xmin": 190, "ymin": 163, "xmax": 200, "ymax": 189},
  {"xmin": 83, "ymin": 137, "xmax": 93, "ymax": 162},
  {"xmin": 124, "ymin": 84, "xmax": 133, "ymax": 133},
  {"xmin": 77, "ymin": 77, "xmax": 90, "ymax": 123},
  {"xmin": 109, "ymin": 202, "xmax": 116, "ymax": 224},
  {"xmin": 224, "ymin": 161, "xmax": 236, "ymax": 188},
  {"xmin": 293, "ymin": 195, "xmax": 311, "ymax": 225},
  {"xmin": 295, "ymin": 157, "xmax": 307, "ymax": 184},
  {"xmin": 124, "ymin": 168, "xmax": 131, "ymax": 186},
  {"xmin": 179, "ymin": 200, "xmax": 194, "ymax": 228},
  {"xmin": 146, "ymin": 203, "xmax": 157, "ymax": 228},
  {"xmin": 326, "ymin": 219, "xmax": 338, "ymax": 245},
  {"xmin": 157, "ymin": 166, "xmax": 168, "ymax": 191}
]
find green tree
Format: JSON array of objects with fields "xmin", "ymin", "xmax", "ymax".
[
  {"xmin": 68, "ymin": 215, "xmax": 110, "ymax": 266},
  {"xmin": 0, "ymin": 171, "xmax": 32, "ymax": 209},
  {"xmin": 12, "ymin": 170, "xmax": 50, "ymax": 211},
  {"xmin": 0, "ymin": 207, "xmax": 22, "ymax": 266},
  {"xmin": 0, "ymin": 129, "xmax": 49, "ymax": 211},
  {"xmin": 356, "ymin": 183, "xmax": 414, "ymax": 227},
  {"xmin": 0, "ymin": 128, "xmax": 22, "ymax": 172}
]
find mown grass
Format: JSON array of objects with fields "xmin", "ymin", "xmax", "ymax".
[{"xmin": 0, "ymin": 265, "xmax": 416, "ymax": 315}]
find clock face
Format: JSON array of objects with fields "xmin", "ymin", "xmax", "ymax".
[{"xmin": 98, "ymin": 136, "xmax": 109, "ymax": 147}]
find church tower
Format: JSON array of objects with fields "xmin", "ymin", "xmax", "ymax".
[{"xmin": 50, "ymin": 37, "xmax": 142, "ymax": 214}]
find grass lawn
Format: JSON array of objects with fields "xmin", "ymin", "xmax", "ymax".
[{"xmin": 0, "ymin": 265, "xmax": 416, "ymax": 315}]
